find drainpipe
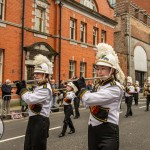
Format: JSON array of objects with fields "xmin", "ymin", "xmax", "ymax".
[
  {"xmin": 21, "ymin": 0, "xmax": 25, "ymax": 80},
  {"xmin": 58, "ymin": 3, "xmax": 63, "ymax": 88},
  {"xmin": 55, "ymin": 0, "xmax": 63, "ymax": 88},
  {"xmin": 128, "ymin": 14, "xmax": 131, "ymax": 76}
]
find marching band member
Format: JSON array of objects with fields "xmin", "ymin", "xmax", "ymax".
[
  {"xmin": 124, "ymin": 76, "xmax": 135, "ymax": 117},
  {"xmin": 77, "ymin": 43, "xmax": 125, "ymax": 150},
  {"xmin": 133, "ymin": 81, "xmax": 140, "ymax": 105},
  {"xmin": 145, "ymin": 77, "xmax": 150, "ymax": 111},
  {"xmin": 59, "ymin": 82, "xmax": 78, "ymax": 137},
  {"xmin": 16, "ymin": 54, "xmax": 53, "ymax": 150}
]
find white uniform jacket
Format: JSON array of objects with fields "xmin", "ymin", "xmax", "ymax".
[
  {"xmin": 81, "ymin": 81, "xmax": 123, "ymax": 126},
  {"xmin": 21, "ymin": 83, "xmax": 52, "ymax": 117},
  {"xmin": 125, "ymin": 85, "xmax": 135, "ymax": 97},
  {"xmin": 63, "ymin": 91, "xmax": 76, "ymax": 105}
]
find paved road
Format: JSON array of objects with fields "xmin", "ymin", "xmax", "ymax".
[{"xmin": 0, "ymin": 98, "xmax": 150, "ymax": 150}]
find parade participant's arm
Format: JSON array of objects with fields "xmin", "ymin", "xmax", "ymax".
[
  {"xmin": 20, "ymin": 88, "xmax": 51, "ymax": 105},
  {"xmin": 66, "ymin": 92, "xmax": 76, "ymax": 100},
  {"xmin": 16, "ymin": 80, "xmax": 26, "ymax": 95},
  {"xmin": 79, "ymin": 86, "xmax": 122, "ymax": 106}
]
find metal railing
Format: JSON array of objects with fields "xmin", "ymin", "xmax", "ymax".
[{"xmin": 0, "ymin": 94, "xmax": 26, "ymax": 119}]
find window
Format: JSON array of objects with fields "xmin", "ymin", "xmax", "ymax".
[
  {"xmin": 80, "ymin": 0, "xmax": 97, "ymax": 11},
  {"xmin": 70, "ymin": 18, "xmax": 76, "ymax": 40},
  {"xmin": 0, "ymin": 49, "xmax": 3, "ymax": 83},
  {"xmin": 0, "ymin": 0, "xmax": 5, "ymax": 20},
  {"xmin": 101, "ymin": 30, "xmax": 106, "ymax": 43},
  {"xmin": 93, "ymin": 27, "xmax": 98, "ymax": 45},
  {"xmin": 80, "ymin": 22, "xmax": 87, "ymax": 43},
  {"xmin": 108, "ymin": 0, "xmax": 116, "ymax": 7},
  {"xmin": 69, "ymin": 61, "xmax": 76, "ymax": 78},
  {"xmin": 92, "ymin": 64, "xmax": 97, "ymax": 83},
  {"xmin": 80, "ymin": 62, "xmax": 86, "ymax": 77},
  {"xmin": 92, "ymin": 65, "xmax": 97, "ymax": 78},
  {"xmin": 35, "ymin": 6, "xmax": 46, "ymax": 32},
  {"xmin": 27, "ymin": 65, "xmax": 34, "ymax": 80}
]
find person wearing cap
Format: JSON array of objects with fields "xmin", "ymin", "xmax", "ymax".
[
  {"xmin": 58, "ymin": 82, "xmax": 78, "ymax": 137},
  {"xmin": 133, "ymin": 81, "xmax": 140, "ymax": 105},
  {"xmin": 124, "ymin": 76, "xmax": 135, "ymax": 117},
  {"xmin": 16, "ymin": 54, "xmax": 53, "ymax": 150},
  {"xmin": 76, "ymin": 43, "xmax": 124, "ymax": 150},
  {"xmin": 144, "ymin": 77, "xmax": 150, "ymax": 111},
  {"xmin": 1, "ymin": 79, "xmax": 12, "ymax": 115}
]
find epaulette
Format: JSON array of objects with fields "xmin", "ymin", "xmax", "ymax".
[
  {"xmin": 43, "ymin": 84, "xmax": 47, "ymax": 88},
  {"xmin": 110, "ymin": 81, "xmax": 116, "ymax": 86}
]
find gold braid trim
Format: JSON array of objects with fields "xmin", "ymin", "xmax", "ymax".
[
  {"xmin": 79, "ymin": 89, "xmax": 88, "ymax": 100},
  {"xmin": 20, "ymin": 89, "xmax": 28, "ymax": 97},
  {"xmin": 96, "ymin": 59, "xmax": 113, "ymax": 66}
]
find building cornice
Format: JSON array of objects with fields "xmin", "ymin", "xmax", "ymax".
[{"xmin": 63, "ymin": 0, "xmax": 117, "ymax": 27}]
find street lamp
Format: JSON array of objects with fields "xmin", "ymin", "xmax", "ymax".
[{"xmin": 55, "ymin": 0, "xmax": 63, "ymax": 88}]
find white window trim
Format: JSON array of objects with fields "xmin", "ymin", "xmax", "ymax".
[
  {"xmin": 80, "ymin": 62, "xmax": 86, "ymax": 77},
  {"xmin": 80, "ymin": 0, "xmax": 97, "ymax": 11},
  {"xmin": 70, "ymin": 19, "xmax": 76, "ymax": 40},
  {"xmin": 101, "ymin": 30, "xmax": 106, "ymax": 43},
  {"xmin": 69, "ymin": 61, "xmax": 75, "ymax": 78},
  {"xmin": 93, "ymin": 27, "xmax": 98, "ymax": 45},
  {"xmin": 80, "ymin": 22, "xmax": 86, "ymax": 43},
  {"xmin": 0, "ymin": 0, "xmax": 5, "ymax": 20},
  {"xmin": 33, "ymin": 0, "xmax": 49, "ymax": 33}
]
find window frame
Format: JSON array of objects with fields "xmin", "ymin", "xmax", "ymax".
[
  {"xmin": 101, "ymin": 30, "xmax": 106, "ymax": 43},
  {"xmin": 80, "ymin": 62, "xmax": 86, "ymax": 77},
  {"xmin": 80, "ymin": 22, "xmax": 87, "ymax": 43},
  {"xmin": 70, "ymin": 18, "xmax": 77, "ymax": 40},
  {"xmin": 108, "ymin": 0, "xmax": 116, "ymax": 6},
  {"xmin": 35, "ymin": 6, "xmax": 46, "ymax": 32},
  {"xmin": 80, "ymin": 0, "xmax": 97, "ymax": 11},
  {"xmin": 93, "ymin": 27, "xmax": 98, "ymax": 46},
  {"xmin": 69, "ymin": 60, "xmax": 76, "ymax": 79},
  {"xmin": 0, "ymin": 0, "xmax": 5, "ymax": 20}
]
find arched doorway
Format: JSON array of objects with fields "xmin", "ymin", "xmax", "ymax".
[
  {"xmin": 24, "ymin": 42, "xmax": 58, "ymax": 80},
  {"xmin": 134, "ymin": 46, "xmax": 147, "ymax": 88}
]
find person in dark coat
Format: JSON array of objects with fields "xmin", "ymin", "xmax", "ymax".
[{"xmin": 1, "ymin": 79, "xmax": 12, "ymax": 115}]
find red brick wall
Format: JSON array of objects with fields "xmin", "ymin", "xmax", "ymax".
[{"xmin": 0, "ymin": 0, "xmax": 115, "ymax": 85}]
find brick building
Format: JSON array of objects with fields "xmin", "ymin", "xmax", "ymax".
[
  {"xmin": 112, "ymin": 0, "xmax": 150, "ymax": 87},
  {"xmin": 0, "ymin": 0, "xmax": 116, "ymax": 86}
]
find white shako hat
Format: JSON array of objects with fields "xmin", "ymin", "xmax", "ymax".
[
  {"xmin": 135, "ymin": 81, "xmax": 139, "ymax": 85},
  {"xmin": 147, "ymin": 77, "xmax": 150, "ymax": 83},
  {"xmin": 33, "ymin": 54, "xmax": 53, "ymax": 75},
  {"xmin": 127, "ymin": 76, "xmax": 132, "ymax": 84},
  {"xmin": 95, "ymin": 43, "xmax": 125, "ymax": 84},
  {"xmin": 67, "ymin": 82, "xmax": 78, "ymax": 93}
]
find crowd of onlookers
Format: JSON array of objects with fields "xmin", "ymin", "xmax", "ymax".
[
  {"xmin": 0, "ymin": 78, "xmax": 95, "ymax": 118},
  {"xmin": 2, "ymin": 76, "xmax": 148, "ymax": 119}
]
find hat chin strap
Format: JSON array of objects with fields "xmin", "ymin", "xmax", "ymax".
[{"xmin": 99, "ymin": 68, "xmax": 113, "ymax": 81}]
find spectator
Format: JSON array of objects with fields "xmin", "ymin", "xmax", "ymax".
[
  {"xmin": 86, "ymin": 81, "xmax": 93, "ymax": 91},
  {"xmin": 51, "ymin": 79, "xmax": 58, "ymax": 108},
  {"xmin": 1, "ymin": 79, "xmax": 12, "ymax": 115}
]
